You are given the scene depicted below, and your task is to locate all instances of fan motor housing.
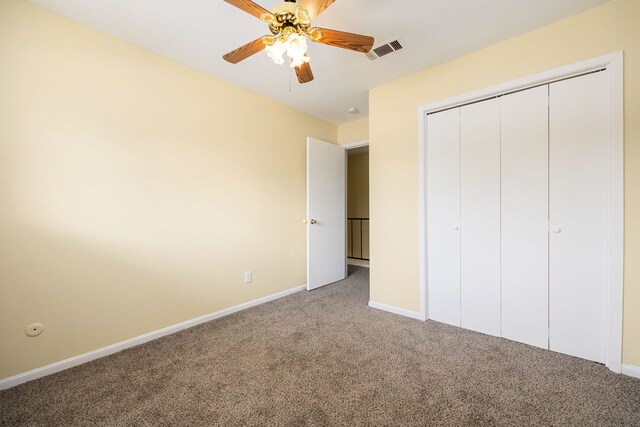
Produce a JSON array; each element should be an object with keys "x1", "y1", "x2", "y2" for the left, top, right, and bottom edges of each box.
[{"x1": 269, "y1": 19, "x2": 310, "y2": 36}]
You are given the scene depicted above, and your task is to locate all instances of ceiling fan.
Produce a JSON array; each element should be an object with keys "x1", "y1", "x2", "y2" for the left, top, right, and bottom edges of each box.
[{"x1": 222, "y1": 0, "x2": 375, "y2": 84}]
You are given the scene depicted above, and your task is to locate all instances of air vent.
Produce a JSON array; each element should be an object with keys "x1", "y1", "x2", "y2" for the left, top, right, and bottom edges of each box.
[
  {"x1": 366, "y1": 37, "x2": 405, "y2": 61},
  {"x1": 373, "y1": 44, "x2": 394, "y2": 58},
  {"x1": 389, "y1": 40, "x2": 403, "y2": 51}
]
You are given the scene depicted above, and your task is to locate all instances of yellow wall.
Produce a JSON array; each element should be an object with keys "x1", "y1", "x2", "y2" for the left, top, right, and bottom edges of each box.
[
  {"x1": 0, "y1": 0, "x2": 336, "y2": 379},
  {"x1": 338, "y1": 118, "x2": 369, "y2": 145},
  {"x1": 369, "y1": 0, "x2": 640, "y2": 366},
  {"x1": 347, "y1": 153, "x2": 369, "y2": 219},
  {"x1": 347, "y1": 153, "x2": 370, "y2": 260}
]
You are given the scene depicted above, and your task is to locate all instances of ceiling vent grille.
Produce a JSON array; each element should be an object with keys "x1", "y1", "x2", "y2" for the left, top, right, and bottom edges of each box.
[
  {"x1": 366, "y1": 38, "x2": 404, "y2": 61},
  {"x1": 373, "y1": 44, "x2": 394, "y2": 57}
]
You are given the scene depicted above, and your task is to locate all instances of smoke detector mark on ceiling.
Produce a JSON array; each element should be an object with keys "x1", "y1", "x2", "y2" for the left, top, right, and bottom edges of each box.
[{"x1": 366, "y1": 38, "x2": 405, "y2": 61}]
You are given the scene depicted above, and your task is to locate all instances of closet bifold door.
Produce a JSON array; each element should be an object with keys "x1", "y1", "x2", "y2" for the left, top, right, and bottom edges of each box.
[
  {"x1": 549, "y1": 71, "x2": 608, "y2": 364},
  {"x1": 427, "y1": 108, "x2": 461, "y2": 327},
  {"x1": 460, "y1": 99, "x2": 501, "y2": 336},
  {"x1": 500, "y1": 86, "x2": 549, "y2": 349}
]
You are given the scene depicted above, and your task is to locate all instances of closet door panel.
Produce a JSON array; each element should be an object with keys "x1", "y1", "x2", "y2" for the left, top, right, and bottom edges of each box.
[
  {"x1": 501, "y1": 86, "x2": 549, "y2": 349},
  {"x1": 460, "y1": 99, "x2": 501, "y2": 337},
  {"x1": 427, "y1": 108, "x2": 461, "y2": 326},
  {"x1": 549, "y1": 71, "x2": 608, "y2": 363}
]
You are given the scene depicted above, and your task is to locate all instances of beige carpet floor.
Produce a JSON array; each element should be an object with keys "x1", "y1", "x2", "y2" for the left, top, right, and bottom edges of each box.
[{"x1": 1, "y1": 266, "x2": 639, "y2": 426}]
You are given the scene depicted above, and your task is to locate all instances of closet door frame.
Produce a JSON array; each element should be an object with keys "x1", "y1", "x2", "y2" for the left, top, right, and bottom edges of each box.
[{"x1": 418, "y1": 51, "x2": 623, "y2": 373}]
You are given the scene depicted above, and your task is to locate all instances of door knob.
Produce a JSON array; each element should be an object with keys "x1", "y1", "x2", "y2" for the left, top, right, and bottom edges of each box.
[
  {"x1": 453, "y1": 225, "x2": 460, "y2": 231},
  {"x1": 551, "y1": 226, "x2": 562, "y2": 233},
  {"x1": 303, "y1": 219, "x2": 317, "y2": 225}
]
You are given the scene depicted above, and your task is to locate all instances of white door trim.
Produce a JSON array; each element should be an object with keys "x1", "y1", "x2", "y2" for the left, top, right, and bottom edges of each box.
[
  {"x1": 417, "y1": 51, "x2": 624, "y2": 373},
  {"x1": 342, "y1": 139, "x2": 369, "y2": 149}
]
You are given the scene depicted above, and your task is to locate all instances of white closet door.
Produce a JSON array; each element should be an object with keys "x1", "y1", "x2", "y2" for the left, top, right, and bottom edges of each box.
[
  {"x1": 427, "y1": 108, "x2": 461, "y2": 326},
  {"x1": 501, "y1": 86, "x2": 549, "y2": 349},
  {"x1": 549, "y1": 71, "x2": 608, "y2": 363},
  {"x1": 460, "y1": 99, "x2": 501, "y2": 336}
]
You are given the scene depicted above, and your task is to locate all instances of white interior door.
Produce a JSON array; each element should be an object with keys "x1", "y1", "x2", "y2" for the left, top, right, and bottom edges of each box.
[
  {"x1": 549, "y1": 72, "x2": 609, "y2": 363},
  {"x1": 427, "y1": 108, "x2": 461, "y2": 327},
  {"x1": 460, "y1": 98, "x2": 501, "y2": 337},
  {"x1": 307, "y1": 137, "x2": 346, "y2": 290},
  {"x1": 500, "y1": 85, "x2": 549, "y2": 349}
]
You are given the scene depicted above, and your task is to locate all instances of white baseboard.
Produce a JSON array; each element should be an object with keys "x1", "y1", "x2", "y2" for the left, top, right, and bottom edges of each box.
[
  {"x1": 368, "y1": 300, "x2": 424, "y2": 320},
  {"x1": 0, "y1": 284, "x2": 306, "y2": 390},
  {"x1": 621, "y1": 364, "x2": 640, "y2": 379}
]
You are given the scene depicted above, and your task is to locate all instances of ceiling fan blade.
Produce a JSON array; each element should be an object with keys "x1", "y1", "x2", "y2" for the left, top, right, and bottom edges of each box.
[
  {"x1": 223, "y1": 37, "x2": 267, "y2": 64},
  {"x1": 223, "y1": 0, "x2": 272, "y2": 20},
  {"x1": 295, "y1": 62, "x2": 314, "y2": 84},
  {"x1": 312, "y1": 28, "x2": 374, "y2": 53},
  {"x1": 298, "y1": 0, "x2": 335, "y2": 20}
]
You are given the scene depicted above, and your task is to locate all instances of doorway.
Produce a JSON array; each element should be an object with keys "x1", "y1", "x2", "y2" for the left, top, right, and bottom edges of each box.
[
  {"x1": 345, "y1": 141, "x2": 369, "y2": 268},
  {"x1": 305, "y1": 138, "x2": 368, "y2": 290}
]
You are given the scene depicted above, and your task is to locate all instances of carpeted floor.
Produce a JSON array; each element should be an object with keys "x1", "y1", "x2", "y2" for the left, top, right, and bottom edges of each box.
[{"x1": 1, "y1": 266, "x2": 639, "y2": 426}]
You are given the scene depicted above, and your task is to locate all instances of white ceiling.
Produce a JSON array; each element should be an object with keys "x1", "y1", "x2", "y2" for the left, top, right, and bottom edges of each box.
[{"x1": 28, "y1": 0, "x2": 609, "y2": 124}]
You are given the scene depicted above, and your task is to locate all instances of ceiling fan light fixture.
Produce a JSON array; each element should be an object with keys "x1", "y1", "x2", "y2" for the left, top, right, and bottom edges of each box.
[
  {"x1": 285, "y1": 33, "x2": 308, "y2": 64},
  {"x1": 265, "y1": 32, "x2": 310, "y2": 67},
  {"x1": 265, "y1": 38, "x2": 287, "y2": 65}
]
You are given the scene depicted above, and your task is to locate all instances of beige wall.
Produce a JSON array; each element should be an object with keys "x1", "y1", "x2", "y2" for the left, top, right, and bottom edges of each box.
[
  {"x1": 0, "y1": 0, "x2": 336, "y2": 379},
  {"x1": 338, "y1": 118, "x2": 369, "y2": 145},
  {"x1": 370, "y1": 0, "x2": 640, "y2": 366},
  {"x1": 347, "y1": 153, "x2": 369, "y2": 219},
  {"x1": 347, "y1": 153, "x2": 369, "y2": 260}
]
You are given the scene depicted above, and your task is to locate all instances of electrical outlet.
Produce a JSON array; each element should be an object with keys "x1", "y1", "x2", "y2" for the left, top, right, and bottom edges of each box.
[{"x1": 244, "y1": 271, "x2": 252, "y2": 284}]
